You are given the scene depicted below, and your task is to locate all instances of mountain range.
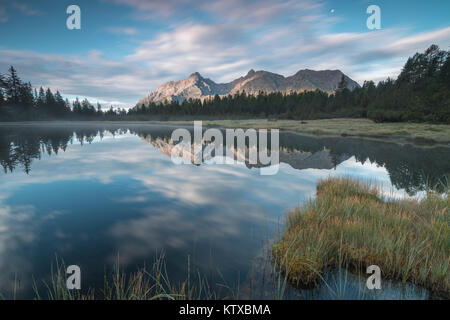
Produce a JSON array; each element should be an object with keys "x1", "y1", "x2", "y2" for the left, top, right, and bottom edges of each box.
[{"x1": 137, "y1": 69, "x2": 360, "y2": 105}]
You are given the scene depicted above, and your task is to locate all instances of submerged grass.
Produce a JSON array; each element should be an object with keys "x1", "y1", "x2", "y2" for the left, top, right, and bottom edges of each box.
[{"x1": 272, "y1": 177, "x2": 450, "y2": 298}]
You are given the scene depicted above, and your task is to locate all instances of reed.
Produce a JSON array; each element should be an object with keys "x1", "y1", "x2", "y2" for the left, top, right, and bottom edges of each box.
[{"x1": 30, "y1": 252, "x2": 230, "y2": 300}]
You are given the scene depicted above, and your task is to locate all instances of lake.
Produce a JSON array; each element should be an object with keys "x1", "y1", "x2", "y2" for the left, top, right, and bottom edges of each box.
[{"x1": 0, "y1": 123, "x2": 448, "y2": 299}]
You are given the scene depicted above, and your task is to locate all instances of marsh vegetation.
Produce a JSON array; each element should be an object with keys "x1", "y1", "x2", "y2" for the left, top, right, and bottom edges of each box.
[{"x1": 273, "y1": 178, "x2": 449, "y2": 298}]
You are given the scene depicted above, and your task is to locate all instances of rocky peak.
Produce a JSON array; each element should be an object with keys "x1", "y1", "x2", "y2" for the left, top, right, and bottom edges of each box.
[
  {"x1": 137, "y1": 68, "x2": 360, "y2": 105},
  {"x1": 189, "y1": 72, "x2": 202, "y2": 80}
]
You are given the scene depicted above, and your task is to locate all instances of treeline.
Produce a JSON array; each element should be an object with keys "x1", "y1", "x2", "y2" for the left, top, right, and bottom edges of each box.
[
  {"x1": 0, "y1": 66, "x2": 126, "y2": 121},
  {"x1": 129, "y1": 45, "x2": 450, "y2": 123}
]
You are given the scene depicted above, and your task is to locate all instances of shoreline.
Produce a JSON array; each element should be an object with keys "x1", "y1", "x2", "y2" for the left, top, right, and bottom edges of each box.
[{"x1": 1, "y1": 118, "x2": 449, "y2": 146}]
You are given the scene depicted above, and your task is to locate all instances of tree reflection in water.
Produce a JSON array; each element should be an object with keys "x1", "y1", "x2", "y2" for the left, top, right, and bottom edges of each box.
[{"x1": 0, "y1": 124, "x2": 448, "y2": 195}]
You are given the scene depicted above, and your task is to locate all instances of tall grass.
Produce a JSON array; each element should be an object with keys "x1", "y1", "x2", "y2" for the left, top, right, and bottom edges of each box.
[
  {"x1": 5, "y1": 243, "x2": 317, "y2": 300},
  {"x1": 29, "y1": 252, "x2": 236, "y2": 300},
  {"x1": 272, "y1": 177, "x2": 449, "y2": 298}
]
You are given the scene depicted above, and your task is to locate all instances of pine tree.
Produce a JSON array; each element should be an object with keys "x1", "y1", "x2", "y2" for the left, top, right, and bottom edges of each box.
[
  {"x1": 54, "y1": 90, "x2": 68, "y2": 115},
  {"x1": 0, "y1": 73, "x2": 5, "y2": 109},
  {"x1": 107, "y1": 106, "x2": 114, "y2": 116},
  {"x1": 398, "y1": 56, "x2": 416, "y2": 83},
  {"x1": 45, "y1": 88, "x2": 56, "y2": 114},
  {"x1": 18, "y1": 82, "x2": 34, "y2": 108},
  {"x1": 6, "y1": 66, "x2": 21, "y2": 105},
  {"x1": 37, "y1": 87, "x2": 46, "y2": 110},
  {"x1": 0, "y1": 73, "x2": 6, "y2": 90},
  {"x1": 73, "y1": 97, "x2": 82, "y2": 114},
  {"x1": 81, "y1": 98, "x2": 95, "y2": 115},
  {"x1": 34, "y1": 88, "x2": 38, "y2": 103},
  {"x1": 423, "y1": 44, "x2": 446, "y2": 77},
  {"x1": 65, "y1": 98, "x2": 71, "y2": 112},
  {"x1": 439, "y1": 51, "x2": 450, "y2": 85},
  {"x1": 96, "y1": 102, "x2": 103, "y2": 115}
]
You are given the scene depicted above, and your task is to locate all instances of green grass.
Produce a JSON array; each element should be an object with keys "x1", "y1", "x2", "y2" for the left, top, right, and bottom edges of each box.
[{"x1": 272, "y1": 177, "x2": 450, "y2": 298}]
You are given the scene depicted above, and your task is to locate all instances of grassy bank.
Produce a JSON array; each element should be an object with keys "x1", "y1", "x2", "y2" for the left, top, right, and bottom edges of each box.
[
  {"x1": 194, "y1": 118, "x2": 450, "y2": 145},
  {"x1": 272, "y1": 177, "x2": 450, "y2": 298}
]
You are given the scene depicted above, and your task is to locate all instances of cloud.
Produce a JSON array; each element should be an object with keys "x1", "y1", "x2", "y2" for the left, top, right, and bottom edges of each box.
[
  {"x1": 291, "y1": 27, "x2": 450, "y2": 83},
  {"x1": 103, "y1": 0, "x2": 190, "y2": 18},
  {"x1": 1, "y1": 0, "x2": 449, "y2": 105},
  {"x1": 350, "y1": 27, "x2": 450, "y2": 64},
  {"x1": 105, "y1": 0, "x2": 322, "y2": 24},
  {"x1": 0, "y1": 0, "x2": 42, "y2": 23},
  {"x1": 11, "y1": 2, "x2": 42, "y2": 16},
  {"x1": 0, "y1": 5, "x2": 7, "y2": 23},
  {"x1": 0, "y1": 48, "x2": 157, "y2": 106},
  {"x1": 104, "y1": 26, "x2": 139, "y2": 35},
  {"x1": 126, "y1": 23, "x2": 254, "y2": 82}
]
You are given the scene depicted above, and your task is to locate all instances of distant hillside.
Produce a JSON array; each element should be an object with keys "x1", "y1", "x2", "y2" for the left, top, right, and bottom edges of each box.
[{"x1": 137, "y1": 69, "x2": 360, "y2": 105}]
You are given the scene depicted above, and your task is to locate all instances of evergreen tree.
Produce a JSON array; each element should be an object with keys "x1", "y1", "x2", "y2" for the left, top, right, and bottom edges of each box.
[
  {"x1": 37, "y1": 87, "x2": 46, "y2": 110},
  {"x1": 0, "y1": 73, "x2": 5, "y2": 109},
  {"x1": 106, "y1": 106, "x2": 115, "y2": 116},
  {"x1": 81, "y1": 98, "x2": 95, "y2": 115},
  {"x1": 54, "y1": 90, "x2": 69, "y2": 115},
  {"x1": 73, "y1": 97, "x2": 82, "y2": 114},
  {"x1": 45, "y1": 88, "x2": 56, "y2": 114},
  {"x1": 439, "y1": 52, "x2": 450, "y2": 85},
  {"x1": 0, "y1": 73, "x2": 6, "y2": 90},
  {"x1": 6, "y1": 66, "x2": 21, "y2": 105},
  {"x1": 18, "y1": 82, "x2": 34, "y2": 109},
  {"x1": 96, "y1": 102, "x2": 102, "y2": 115},
  {"x1": 65, "y1": 98, "x2": 71, "y2": 111}
]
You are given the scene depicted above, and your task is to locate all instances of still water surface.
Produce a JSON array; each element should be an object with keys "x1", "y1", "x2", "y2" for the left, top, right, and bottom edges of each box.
[{"x1": 0, "y1": 124, "x2": 448, "y2": 299}]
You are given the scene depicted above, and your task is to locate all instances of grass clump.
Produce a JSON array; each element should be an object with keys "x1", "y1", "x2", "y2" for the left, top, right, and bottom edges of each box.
[{"x1": 273, "y1": 177, "x2": 449, "y2": 297}]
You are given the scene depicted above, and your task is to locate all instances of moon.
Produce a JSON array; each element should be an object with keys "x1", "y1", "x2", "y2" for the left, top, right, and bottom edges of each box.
[{"x1": 330, "y1": 9, "x2": 335, "y2": 13}]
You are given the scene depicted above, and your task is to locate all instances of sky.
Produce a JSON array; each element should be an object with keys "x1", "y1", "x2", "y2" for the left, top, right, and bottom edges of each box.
[{"x1": 0, "y1": 0, "x2": 449, "y2": 108}]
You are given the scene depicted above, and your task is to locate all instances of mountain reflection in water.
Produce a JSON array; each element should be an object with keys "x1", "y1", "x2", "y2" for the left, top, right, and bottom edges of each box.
[{"x1": 1, "y1": 124, "x2": 448, "y2": 194}]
